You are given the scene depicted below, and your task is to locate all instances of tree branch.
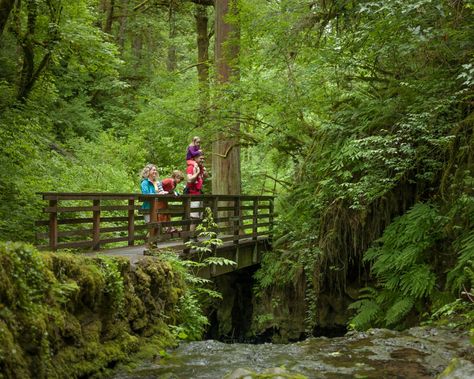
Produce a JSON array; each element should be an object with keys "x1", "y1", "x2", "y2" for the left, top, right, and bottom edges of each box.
[
  {"x1": 177, "y1": 60, "x2": 210, "y2": 74},
  {"x1": 263, "y1": 173, "x2": 291, "y2": 189},
  {"x1": 190, "y1": 0, "x2": 214, "y2": 6}
]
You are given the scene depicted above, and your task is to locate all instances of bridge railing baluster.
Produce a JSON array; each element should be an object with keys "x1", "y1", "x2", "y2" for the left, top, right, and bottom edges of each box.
[
  {"x1": 269, "y1": 198, "x2": 274, "y2": 243},
  {"x1": 253, "y1": 198, "x2": 258, "y2": 241},
  {"x1": 148, "y1": 198, "x2": 158, "y2": 248},
  {"x1": 49, "y1": 198, "x2": 58, "y2": 251},
  {"x1": 183, "y1": 196, "x2": 191, "y2": 254},
  {"x1": 128, "y1": 198, "x2": 135, "y2": 246},
  {"x1": 233, "y1": 196, "x2": 241, "y2": 245},
  {"x1": 92, "y1": 199, "x2": 101, "y2": 251}
]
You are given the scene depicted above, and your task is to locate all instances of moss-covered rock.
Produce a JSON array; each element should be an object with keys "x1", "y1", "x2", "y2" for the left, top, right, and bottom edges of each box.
[{"x1": 0, "y1": 242, "x2": 186, "y2": 379}]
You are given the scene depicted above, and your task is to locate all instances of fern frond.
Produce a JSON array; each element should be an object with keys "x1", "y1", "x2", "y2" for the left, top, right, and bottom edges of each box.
[
  {"x1": 385, "y1": 296, "x2": 414, "y2": 327},
  {"x1": 447, "y1": 229, "x2": 474, "y2": 291},
  {"x1": 400, "y1": 264, "x2": 436, "y2": 298},
  {"x1": 185, "y1": 276, "x2": 212, "y2": 285},
  {"x1": 203, "y1": 257, "x2": 237, "y2": 267},
  {"x1": 351, "y1": 287, "x2": 378, "y2": 300},
  {"x1": 348, "y1": 299, "x2": 381, "y2": 330},
  {"x1": 392, "y1": 244, "x2": 429, "y2": 271},
  {"x1": 383, "y1": 275, "x2": 401, "y2": 292},
  {"x1": 364, "y1": 246, "x2": 383, "y2": 263},
  {"x1": 194, "y1": 287, "x2": 223, "y2": 299},
  {"x1": 180, "y1": 260, "x2": 205, "y2": 268},
  {"x1": 375, "y1": 289, "x2": 396, "y2": 306}
]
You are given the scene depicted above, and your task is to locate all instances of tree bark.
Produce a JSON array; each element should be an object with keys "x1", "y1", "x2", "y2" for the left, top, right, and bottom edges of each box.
[
  {"x1": 212, "y1": 0, "x2": 241, "y2": 196},
  {"x1": 17, "y1": 0, "x2": 37, "y2": 101},
  {"x1": 167, "y1": 1, "x2": 177, "y2": 71},
  {"x1": 104, "y1": 0, "x2": 115, "y2": 34},
  {"x1": 117, "y1": 0, "x2": 128, "y2": 53},
  {"x1": 17, "y1": 0, "x2": 60, "y2": 102},
  {"x1": 132, "y1": 35, "x2": 142, "y2": 60},
  {"x1": 0, "y1": 0, "x2": 15, "y2": 39},
  {"x1": 195, "y1": 3, "x2": 209, "y2": 126}
]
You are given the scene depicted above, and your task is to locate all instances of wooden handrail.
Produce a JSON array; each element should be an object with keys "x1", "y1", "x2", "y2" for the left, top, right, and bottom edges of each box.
[
  {"x1": 38, "y1": 192, "x2": 275, "y2": 200},
  {"x1": 35, "y1": 193, "x2": 275, "y2": 251}
]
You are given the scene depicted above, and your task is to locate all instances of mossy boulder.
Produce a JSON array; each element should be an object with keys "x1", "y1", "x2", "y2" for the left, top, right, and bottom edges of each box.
[{"x1": 0, "y1": 242, "x2": 186, "y2": 378}]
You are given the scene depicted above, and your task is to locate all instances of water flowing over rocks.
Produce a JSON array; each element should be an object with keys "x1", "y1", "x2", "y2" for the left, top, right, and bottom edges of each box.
[{"x1": 115, "y1": 326, "x2": 474, "y2": 378}]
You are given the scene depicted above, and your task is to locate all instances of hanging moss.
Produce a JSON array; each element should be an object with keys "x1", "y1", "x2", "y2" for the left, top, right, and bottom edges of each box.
[{"x1": 0, "y1": 242, "x2": 186, "y2": 379}]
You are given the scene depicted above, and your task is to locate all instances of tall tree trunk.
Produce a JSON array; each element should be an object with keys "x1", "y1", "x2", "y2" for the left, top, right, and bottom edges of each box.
[
  {"x1": 17, "y1": 0, "x2": 38, "y2": 101},
  {"x1": 0, "y1": 0, "x2": 16, "y2": 39},
  {"x1": 96, "y1": 0, "x2": 107, "y2": 29},
  {"x1": 132, "y1": 35, "x2": 142, "y2": 61},
  {"x1": 16, "y1": 0, "x2": 60, "y2": 102},
  {"x1": 117, "y1": 0, "x2": 128, "y2": 53},
  {"x1": 212, "y1": 0, "x2": 241, "y2": 195},
  {"x1": 167, "y1": 1, "x2": 177, "y2": 72},
  {"x1": 104, "y1": 0, "x2": 115, "y2": 34},
  {"x1": 195, "y1": 3, "x2": 209, "y2": 126}
]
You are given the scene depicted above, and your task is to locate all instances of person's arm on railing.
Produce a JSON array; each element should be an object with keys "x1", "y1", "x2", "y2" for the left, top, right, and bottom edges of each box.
[
  {"x1": 156, "y1": 180, "x2": 167, "y2": 195},
  {"x1": 187, "y1": 163, "x2": 200, "y2": 183}
]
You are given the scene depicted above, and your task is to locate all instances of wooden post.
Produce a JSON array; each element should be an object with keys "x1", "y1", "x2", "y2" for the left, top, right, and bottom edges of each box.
[
  {"x1": 49, "y1": 199, "x2": 58, "y2": 251},
  {"x1": 233, "y1": 196, "x2": 240, "y2": 245},
  {"x1": 128, "y1": 198, "x2": 135, "y2": 246},
  {"x1": 92, "y1": 199, "x2": 101, "y2": 251},
  {"x1": 253, "y1": 198, "x2": 258, "y2": 241},
  {"x1": 148, "y1": 197, "x2": 158, "y2": 247},
  {"x1": 183, "y1": 197, "x2": 191, "y2": 254},
  {"x1": 212, "y1": 195, "x2": 219, "y2": 235},
  {"x1": 156, "y1": 217, "x2": 162, "y2": 243},
  {"x1": 269, "y1": 198, "x2": 274, "y2": 243}
]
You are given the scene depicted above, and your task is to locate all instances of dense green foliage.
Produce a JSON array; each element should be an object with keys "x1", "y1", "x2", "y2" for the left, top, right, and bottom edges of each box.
[
  {"x1": 1, "y1": 0, "x2": 473, "y2": 343},
  {"x1": 240, "y1": 0, "x2": 474, "y2": 332}
]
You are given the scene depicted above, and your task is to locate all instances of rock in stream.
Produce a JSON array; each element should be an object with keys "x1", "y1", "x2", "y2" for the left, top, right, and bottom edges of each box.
[{"x1": 114, "y1": 327, "x2": 474, "y2": 378}]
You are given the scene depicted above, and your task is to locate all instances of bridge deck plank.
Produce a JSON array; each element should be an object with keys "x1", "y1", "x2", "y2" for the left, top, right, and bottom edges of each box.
[{"x1": 93, "y1": 235, "x2": 269, "y2": 268}]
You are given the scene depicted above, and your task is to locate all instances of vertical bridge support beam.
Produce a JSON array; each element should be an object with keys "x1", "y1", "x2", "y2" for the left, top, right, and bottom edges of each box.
[
  {"x1": 128, "y1": 198, "x2": 135, "y2": 246},
  {"x1": 92, "y1": 199, "x2": 101, "y2": 251},
  {"x1": 148, "y1": 198, "x2": 158, "y2": 249},
  {"x1": 183, "y1": 197, "x2": 191, "y2": 254},
  {"x1": 233, "y1": 196, "x2": 240, "y2": 245},
  {"x1": 49, "y1": 199, "x2": 58, "y2": 251}
]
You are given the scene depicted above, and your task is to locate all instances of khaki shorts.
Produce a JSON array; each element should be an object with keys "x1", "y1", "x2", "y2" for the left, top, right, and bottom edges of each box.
[{"x1": 190, "y1": 201, "x2": 202, "y2": 219}]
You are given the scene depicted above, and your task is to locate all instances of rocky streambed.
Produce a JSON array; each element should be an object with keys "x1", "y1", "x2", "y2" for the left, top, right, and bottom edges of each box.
[{"x1": 115, "y1": 327, "x2": 474, "y2": 378}]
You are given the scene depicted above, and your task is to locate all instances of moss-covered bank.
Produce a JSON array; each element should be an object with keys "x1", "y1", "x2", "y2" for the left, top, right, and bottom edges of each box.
[{"x1": 0, "y1": 242, "x2": 186, "y2": 379}]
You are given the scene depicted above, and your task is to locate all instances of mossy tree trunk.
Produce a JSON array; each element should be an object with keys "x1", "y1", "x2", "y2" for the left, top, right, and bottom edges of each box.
[
  {"x1": 212, "y1": 0, "x2": 241, "y2": 196},
  {"x1": 167, "y1": 0, "x2": 177, "y2": 72},
  {"x1": 0, "y1": 0, "x2": 15, "y2": 39},
  {"x1": 195, "y1": 3, "x2": 210, "y2": 126}
]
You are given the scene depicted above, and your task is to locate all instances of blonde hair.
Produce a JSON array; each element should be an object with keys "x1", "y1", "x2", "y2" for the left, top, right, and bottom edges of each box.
[
  {"x1": 140, "y1": 164, "x2": 156, "y2": 180},
  {"x1": 171, "y1": 170, "x2": 185, "y2": 181},
  {"x1": 192, "y1": 136, "x2": 200, "y2": 145}
]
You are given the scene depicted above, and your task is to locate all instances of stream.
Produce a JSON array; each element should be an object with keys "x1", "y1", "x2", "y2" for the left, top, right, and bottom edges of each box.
[{"x1": 115, "y1": 327, "x2": 474, "y2": 378}]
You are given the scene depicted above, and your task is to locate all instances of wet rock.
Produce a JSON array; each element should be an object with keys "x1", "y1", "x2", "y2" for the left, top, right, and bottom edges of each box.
[
  {"x1": 438, "y1": 358, "x2": 474, "y2": 379},
  {"x1": 116, "y1": 326, "x2": 473, "y2": 378},
  {"x1": 223, "y1": 367, "x2": 253, "y2": 379}
]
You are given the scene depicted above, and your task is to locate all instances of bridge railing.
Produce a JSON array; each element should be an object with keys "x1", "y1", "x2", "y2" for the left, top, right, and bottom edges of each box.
[{"x1": 35, "y1": 193, "x2": 274, "y2": 251}]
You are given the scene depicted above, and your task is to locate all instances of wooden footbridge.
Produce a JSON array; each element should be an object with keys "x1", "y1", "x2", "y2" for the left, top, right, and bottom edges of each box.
[{"x1": 36, "y1": 193, "x2": 274, "y2": 277}]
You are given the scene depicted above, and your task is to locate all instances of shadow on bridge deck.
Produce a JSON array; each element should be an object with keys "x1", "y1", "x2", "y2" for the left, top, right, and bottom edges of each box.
[{"x1": 94, "y1": 236, "x2": 271, "y2": 278}]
